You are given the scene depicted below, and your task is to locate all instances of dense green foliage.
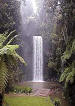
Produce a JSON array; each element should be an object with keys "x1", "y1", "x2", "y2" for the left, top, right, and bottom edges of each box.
[
  {"x1": 60, "y1": 39, "x2": 75, "y2": 88},
  {"x1": 47, "y1": 0, "x2": 75, "y2": 104},
  {"x1": 0, "y1": 1, "x2": 26, "y2": 105},
  {"x1": 0, "y1": 0, "x2": 20, "y2": 33},
  {"x1": 59, "y1": 62, "x2": 75, "y2": 87},
  {"x1": 0, "y1": 31, "x2": 26, "y2": 94},
  {"x1": 13, "y1": 85, "x2": 32, "y2": 94},
  {"x1": 61, "y1": 39, "x2": 75, "y2": 61},
  {"x1": 55, "y1": 0, "x2": 75, "y2": 104}
]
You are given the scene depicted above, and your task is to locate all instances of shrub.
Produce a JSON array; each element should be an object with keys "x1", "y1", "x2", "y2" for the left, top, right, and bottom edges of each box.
[
  {"x1": 13, "y1": 86, "x2": 32, "y2": 94},
  {"x1": 53, "y1": 98, "x2": 61, "y2": 106},
  {"x1": 24, "y1": 87, "x2": 32, "y2": 94}
]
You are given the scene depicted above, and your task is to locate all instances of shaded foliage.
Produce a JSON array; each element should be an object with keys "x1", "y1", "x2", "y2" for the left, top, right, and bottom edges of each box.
[
  {"x1": 0, "y1": 0, "x2": 20, "y2": 33},
  {"x1": 47, "y1": 0, "x2": 75, "y2": 104}
]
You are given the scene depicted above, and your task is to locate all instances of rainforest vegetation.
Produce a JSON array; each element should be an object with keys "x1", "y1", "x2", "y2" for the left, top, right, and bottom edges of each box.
[{"x1": 0, "y1": 0, "x2": 75, "y2": 106}]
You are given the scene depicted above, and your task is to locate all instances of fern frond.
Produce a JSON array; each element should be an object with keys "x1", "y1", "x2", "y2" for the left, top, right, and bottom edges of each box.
[
  {"x1": 7, "y1": 35, "x2": 19, "y2": 45},
  {"x1": 0, "y1": 34, "x2": 6, "y2": 48},
  {"x1": 59, "y1": 67, "x2": 71, "y2": 82},
  {"x1": 12, "y1": 53, "x2": 27, "y2": 65},
  {"x1": 60, "y1": 62, "x2": 75, "y2": 88},
  {"x1": 0, "y1": 45, "x2": 26, "y2": 65},
  {"x1": 3, "y1": 30, "x2": 16, "y2": 46},
  {"x1": 5, "y1": 30, "x2": 16, "y2": 39},
  {"x1": 0, "y1": 59, "x2": 8, "y2": 93},
  {"x1": 0, "y1": 45, "x2": 19, "y2": 55},
  {"x1": 61, "y1": 49, "x2": 71, "y2": 61},
  {"x1": 65, "y1": 68, "x2": 75, "y2": 88}
]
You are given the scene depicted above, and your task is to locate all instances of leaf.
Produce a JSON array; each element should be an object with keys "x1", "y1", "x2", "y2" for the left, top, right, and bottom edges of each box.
[
  {"x1": 12, "y1": 53, "x2": 27, "y2": 65},
  {"x1": 0, "y1": 45, "x2": 19, "y2": 55},
  {"x1": 7, "y1": 35, "x2": 19, "y2": 45}
]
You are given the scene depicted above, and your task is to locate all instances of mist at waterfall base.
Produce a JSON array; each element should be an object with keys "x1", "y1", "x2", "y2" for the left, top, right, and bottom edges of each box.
[{"x1": 17, "y1": 0, "x2": 56, "y2": 82}]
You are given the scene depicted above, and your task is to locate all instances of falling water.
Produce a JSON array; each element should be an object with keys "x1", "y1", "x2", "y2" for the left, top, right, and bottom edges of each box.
[{"x1": 33, "y1": 36, "x2": 43, "y2": 82}]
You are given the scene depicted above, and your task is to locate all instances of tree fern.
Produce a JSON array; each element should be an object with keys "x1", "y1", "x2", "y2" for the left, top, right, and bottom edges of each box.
[
  {"x1": 0, "y1": 31, "x2": 26, "y2": 94},
  {"x1": 0, "y1": 45, "x2": 26, "y2": 65},
  {"x1": 60, "y1": 62, "x2": 75, "y2": 88}
]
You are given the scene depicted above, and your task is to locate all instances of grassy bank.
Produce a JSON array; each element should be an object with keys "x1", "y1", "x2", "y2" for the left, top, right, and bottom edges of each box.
[{"x1": 3, "y1": 95, "x2": 53, "y2": 106}]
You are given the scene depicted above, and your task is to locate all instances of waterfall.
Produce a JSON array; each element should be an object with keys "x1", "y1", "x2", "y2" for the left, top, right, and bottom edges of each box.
[
  {"x1": 33, "y1": 36, "x2": 43, "y2": 82},
  {"x1": 17, "y1": 0, "x2": 44, "y2": 81}
]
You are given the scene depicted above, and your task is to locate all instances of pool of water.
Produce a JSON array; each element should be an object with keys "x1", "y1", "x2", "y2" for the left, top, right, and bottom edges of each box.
[{"x1": 20, "y1": 81, "x2": 61, "y2": 89}]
